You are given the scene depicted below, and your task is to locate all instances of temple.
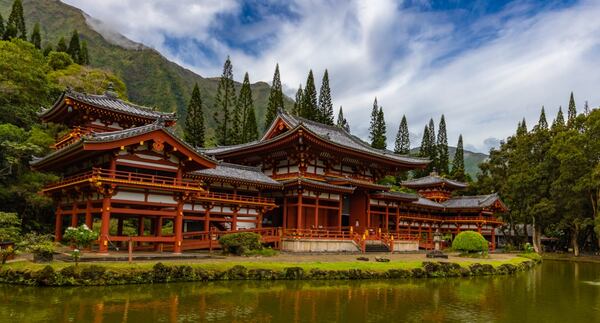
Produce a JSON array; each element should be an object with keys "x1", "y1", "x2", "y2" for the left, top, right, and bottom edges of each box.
[{"x1": 33, "y1": 86, "x2": 506, "y2": 253}]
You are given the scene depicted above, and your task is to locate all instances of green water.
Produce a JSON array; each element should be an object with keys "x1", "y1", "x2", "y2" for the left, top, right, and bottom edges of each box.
[{"x1": 1, "y1": 260, "x2": 599, "y2": 322}]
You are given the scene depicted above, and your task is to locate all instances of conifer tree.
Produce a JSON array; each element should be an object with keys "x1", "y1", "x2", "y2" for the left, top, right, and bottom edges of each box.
[
  {"x1": 419, "y1": 125, "x2": 431, "y2": 158},
  {"x1": 517, "y1": 118, "x2": 527, "y2": 136},
  {"x1": 373, "y1": 107, "x2": 387, "y2": 149},
  {"x1": 56, "y1": 37, "x2": 67, "y2": 52},
  {"x1": 79, "y1": 40, "x2": 90, "y2": 65},
  {"x1": 318, "y1": 69, "x2": 334, "y2": 125},
  {"x1": 537, "y1": 106, "x2": 548, "y2": 130},
  {"x1": 30, "y1": 23, "x2": 41, "y2": 49},
  {"x1": 67, "y1": 30, "x2": 81, "y2": 62},
  {"x1": 551, "y1": 106, "x2": 565, "y2": 132},
  {"x1": 0, "y1": 14, "x2": 4, "y2": 38},
  {"x1": 292, "y1": 85, "x2": 302, "y2": 116},
  {"x1": 184, "y1": 83, "x2": 205, "y2": 147},
  {"x1": 437, "y1": 115, "x2": 449, "y2": 175},
  {"x1": 369, "y1": 98, "x2": 379, "y2": 146},
  {"x1": 301, "y1": 70, "x2": 318, "y2": 120},
  {"x1": 42, "y1": 44, "x2": 52, "y2": 56},
  {"x1": 7, "y1": 0, "x2": 26, "y2": 40},
  {"x1": 584, "y1": 100, "x2": 590, "y2": 115},
  {"x1": 394, "y1": 115, "x2": 410, "y2": 154},
  {"x1": 233, "y1": 72, "x2": 255, "y2": 144},
  {"x1": 264, "y1": 64, "x2": 284, "y2": 130},
  {"x1": 213, "y1": 56, "x2": 236, "y2": 145},
  {"x1": 336, "y1": 106, "x2": 350, "y2": 132},
  {"x1": 428, "y1": 118, "x2": 437, "y2": 171},
  {"x1": 245, "y1": 106, "x2": 259, "y2": 142},
  {"x1": 450, "y1": 134, "x2": 466, "y2": 181},
  {"x1": 567, "y1": 92, "x2": 576, "y2": 126}
]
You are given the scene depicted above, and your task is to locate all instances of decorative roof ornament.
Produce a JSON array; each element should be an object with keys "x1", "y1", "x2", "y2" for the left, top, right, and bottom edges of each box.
[{"x1": 104, "y1": 82, "x2": 118, "y2": 98}]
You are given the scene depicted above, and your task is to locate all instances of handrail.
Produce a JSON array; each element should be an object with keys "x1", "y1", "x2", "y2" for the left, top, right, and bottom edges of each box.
[
  {"x1": 194, "y1": 191, "x2": 276, "y2": 205},
  {"x1": 283, "y1": 228, "x2": 352, "y2": 240}
]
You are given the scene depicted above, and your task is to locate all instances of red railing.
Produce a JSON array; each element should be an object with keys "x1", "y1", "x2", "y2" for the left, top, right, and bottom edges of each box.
[
  {"x1": 283, "y1": 228, "x2": 353, "y2": 240},
  {"x1": 194, "y1": 191, "x2": 276, "y2": 205}
]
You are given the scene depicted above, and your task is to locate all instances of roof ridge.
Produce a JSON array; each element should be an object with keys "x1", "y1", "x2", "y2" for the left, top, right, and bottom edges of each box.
[{"x1": 218, "y1": 162, "x2": 262, "y2": 172}]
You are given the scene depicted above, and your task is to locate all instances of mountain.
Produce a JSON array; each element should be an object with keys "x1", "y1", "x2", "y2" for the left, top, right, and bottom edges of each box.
[
  {"x1": 0, "y1": 0, "x2": 293, "y2": 138},
  {"x1": 409, "y1": 147, "x2": 488, "y2": 179}
]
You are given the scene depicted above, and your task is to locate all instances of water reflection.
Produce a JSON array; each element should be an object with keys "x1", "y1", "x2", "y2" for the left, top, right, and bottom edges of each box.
[{"x1": 1, "y1": 261, "x2": 599, "y2": 322}]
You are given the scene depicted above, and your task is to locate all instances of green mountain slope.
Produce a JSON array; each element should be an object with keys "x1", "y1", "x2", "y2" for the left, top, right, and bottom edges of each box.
[
  {"x1": 410, "y1": 147, "x2": 488, "y2": 179},
  {"x1": 0, "y1": 0, "x2": 293, "y2": 137}
]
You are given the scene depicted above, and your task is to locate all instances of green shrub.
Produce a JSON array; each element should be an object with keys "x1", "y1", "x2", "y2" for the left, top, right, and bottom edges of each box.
[
  {"x1": 218, "y1": 232, "x2": 262, "y2": 256},
  {"x1": 47, "y1": 51, "x2": 73, "y2": 70},
  {"x1": 0, "y1": 212, "x2": 21, "y2": 243},
  {"x1": 19, "y1": 233, "x2": 56, "y2": 262},
  {"x1": 452, "y1": 231, "x2": 488, "y2": 253},
  {"x1": 522, "y1": 242, "x2": 534, "y2": 253}
]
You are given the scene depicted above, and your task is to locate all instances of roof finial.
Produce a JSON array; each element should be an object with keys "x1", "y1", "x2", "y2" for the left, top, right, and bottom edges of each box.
[
  {"x1": 105, "y1": 82, "x2": 118, "y2": 98},
  {"x1": 430, "y1": 168, "x2": 438, "y2": 176}
]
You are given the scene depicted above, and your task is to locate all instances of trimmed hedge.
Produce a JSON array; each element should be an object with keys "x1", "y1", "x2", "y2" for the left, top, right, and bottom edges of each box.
[
  {"x1": 219, "y1": 232, "x2": 263, "y2": 255},
  {"x1": 452, "y1": 231, "x2": 488, "y2": 253},
  {"x1": 0, "y1": 259, "x2": 540, "y2": 286}
]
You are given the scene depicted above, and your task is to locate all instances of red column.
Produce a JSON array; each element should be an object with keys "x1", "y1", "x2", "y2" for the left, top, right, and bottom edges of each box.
[
  {"x1": 54, "y1": 206, "x2": 63, "y2": 242},
  {"x1": 385, "y1": 204, "x2": 389, "y2": 232},
  {"x1": 257, "y1": 208, "x2": 263, "y2": 229},
  {"x1": 203, "y1": 205, "x2": 211, "y2": 231},
  {"x1": 283, "y1": 197, "x2": 288, "y2": 229},
  {"x1": 99, "y1": 195, "x2": 111, "y2": 253},
  {"x1": 71, "y1": 202, "x2": 78, "y2": 227},
  {"x1": 366, "y1": 194, "x2": 371, "y2": 229},
  {"x1": 491, "y1": 226, "x2": 496, "y2": 251},
  {"x1": 154, "y1": 217, "x2": 163, "y2": 252},
  {"x1": 173, "y1": 199, "x2": 184, "y2": 254},
  {"x1": 395, "y1": 207, "x2": 400, "y2": 233},
  {"x1": 232, "y1": 207, "x2": 238, "y2": 231},
  {"x1": 314, "y1": 194, "x2": 319, "y2": 228},
  {"x1": 85, "y1": 199, "x2": 92, "y2": 229},
  {"x1": 338, "y1": 196, "x2": 343, "y2": 231},
  {"x1": 297, "y1": 191, "x2": 303, "y2": 229},
  {"x1": 138, "y1": 216, "x2": 145, "y2": 236}
]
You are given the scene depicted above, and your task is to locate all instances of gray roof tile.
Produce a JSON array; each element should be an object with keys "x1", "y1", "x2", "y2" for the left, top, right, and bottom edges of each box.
[
  {"x1": 402, "y1": 175, "x2": 468, "y2": 189},
  {"x1": 442, "y1": 193, "x2": 503, "y2": 209}
]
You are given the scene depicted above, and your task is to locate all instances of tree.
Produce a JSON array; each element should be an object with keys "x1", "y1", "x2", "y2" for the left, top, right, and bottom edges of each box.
[
  {"x1": 30, "y1": 23, "x2": 41, "y2": 49},
  {"x1": 213, "y1": 56, "x2": 236, "y2": 145},
  {"x1": 318, "y1": 69, "x2": 334, "y2": 125},
  {"x1": 437, "y1": 115, "x2": 449, "y2": 175},
  {"x1": 184, "y1": 83, "x2": 205, "y2": 147},
  {"x1": 47, "y1": 51, "x2": 73, "y2": 70},
  {"x1": 537, "y1": 106, "x2": 548, "y2": 130},
  {"x1": 0, "y1": 14, "x2": 4, "y2": 38},
  {"x1": 245, "y1": 106, "x2": 259, "y2": 142},
  {"x1": 427, "y1": 118, "x2": 437, "y2": 172},
  {"x1": 79, "y1": 40, "x2": 90, "y2": 65},
  {"x1": 292, "y1": 85, "x2": 303, "y2": 116},
  {"x1": 67, "y1": 30, "x2": 81, "y2": 63},
  {"x1": 301, "y1": 70, "x2": 318, "y2": 120},
  {"x1": 374, "y1": 107, "x2": 387, "y2": 149},
  {"x1": 56, "y1": 37, "x2": 67, "y2": 52},
  {"x1": 369, "y1": 98, "x2": 386, "y2": 149},
  {"x1": 551, "y1": 106, "x2": 565, "y2": 132},
  {"x1": 336, "y1": 106, "x2": 350, "y2": 132},
  {"x1": 394, "y1": 115, "x2": 410, "y2": 154},
  {"x1": 232, "y1": 72, "x2": 256, "y2": 144},
  {"x1": 584, "y1": 101, "x2": 590, "y2": 115},
  {"x1": 264, "y1": 64, "x2": 284, "y2": 130},
  {"x1": 42, "y1": 43, "x2": 52, "y2": 56},
  {"x1": 567, "y1": 92, "x2": 576, "y2": 127},
  {"x1": 6, "y1": 0, "x2": 26, "y2": 40},
  {"x1": 451, "y1": 135, "x2": 466, "y2": 181}
]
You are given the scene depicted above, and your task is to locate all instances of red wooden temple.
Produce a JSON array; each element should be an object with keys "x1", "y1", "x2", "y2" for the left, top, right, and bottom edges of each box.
[{"x1": 33, "y1": 86, "x2": 506, "y2": 253}]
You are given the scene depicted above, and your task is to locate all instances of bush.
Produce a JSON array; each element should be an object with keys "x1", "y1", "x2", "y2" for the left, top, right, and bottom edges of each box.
[
  {"x1": 19, "y1": 233, "x2": 56, "y2": 262},
  {"x1": 47, "y1": 51, "x2": 73, "y2": 70},
  {"x1": 452, "y1": 231, "x2": 488, "y2": 253},
  {"x1": 218, "y1": 232, "x2": 262, "y2": 256},
  {"x1": 0, "y1": 212, "x2": 21, "y2": 243},
  {"x1": 63, "y1": 225, "x2": 98, "y2": 266}
]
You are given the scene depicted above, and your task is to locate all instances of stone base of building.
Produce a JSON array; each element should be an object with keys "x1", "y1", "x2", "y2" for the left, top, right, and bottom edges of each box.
[
  {"x1": 281, "y1": 239, "x2": 360, "y2": 253},
  {"x1": 393, "y1": 240, "x2": 419, "y2": 252}
]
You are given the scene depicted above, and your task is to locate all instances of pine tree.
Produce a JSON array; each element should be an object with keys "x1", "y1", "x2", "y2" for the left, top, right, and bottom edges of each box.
[
  {"x1": 537, "y1": 106, "x2": 548, "y2": 130},
  {"x1": 336, "y1": 106, "x2": 350, "y2": 132},
  {"x1": 79, "y1": 40, "x2": 90, "y2": 65},
  {"x1": 318, "y1": 69, "x2": 334, "y2": 125},
  {"x1": 450, "y1": 134, "x2": 466, "y2": 181},
  {"x1": 419, "y1": 125, "x2": 430, "y2": 157},
  {"x1": 373, "y1": 107, "x2": 387, "y2": 149},
  {"x1": 7, "y1": 0, "x2": 26, "y2": 40},
  {"x1": 56, "y1": 37, "x2": 67, "y2": 52},
  {"x1": 369, "y1": 98, "x2": 379, "y2": 146},
  {"x1": 301, "y1": 70, "x2": 318, "y2": 120},
  {"x1": 567, "y1": 92, "x2": 576, "y2": 126},
  {"x1": 245, "y1": 106, "x2": 259, "y2": 142},
  {"x1": 213, "y1": 56, "x2": 236, "y2": 145},
  {"x1": 437, "y1": 115, "x2": 449, "y2": 175},
  {"x1": 394, "y1": 115, "x2": 410, "y2": 154},
  {"x1": 67, "y1": 30, "x2": 81, "y2": 62},
  {"x1": 551, "y1": 106, "x2": 565, "y2": 132},
  {"x1": 233, "y1": 72, "x2": 255, "y2": 144},
  {"x1": 30, "y1": 22, "x2": 41, "y2": 49},
  {"x1": 264, "y1": 64, "x2": 284, "y2": 130},
  {"x1": 292, "y1": 85, "x2": 303, "y2": 116},
  {"x1": 184, "y1": 83, "x2": 205, "y2": 147},
  {"x1": 428, "y1": 118, "x2": 437, "y2": 172},
  {"x1": 584, "y1": 100, "x2": 590, "y2": 115},
  {"x1": 42, "y1": 44, "x2": 52, "y2": 56},
  {"x1": 517, "y1": 118, "x2": 527, "y2": 136},
  {"x1": 0, "y1": 14, "x2": 4, "y2": 38}
]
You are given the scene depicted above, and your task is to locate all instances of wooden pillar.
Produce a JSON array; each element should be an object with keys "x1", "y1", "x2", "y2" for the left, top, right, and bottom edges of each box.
[
  {"x1": 314, "y1": 194, "x2": 319, "y2": 228},
  {"x1": 338, "y1": 196, "x2": 343, "y2": 231},
  {"x1": 54, "y1": 206, "x2": 63, "y2": 242},
  {"x1": 154, "y1": 217, "x2": 163, "y2": 252},
  {"x1": 138, "y1": 216, "x2": 145, "y2": 236},
  {"x1": 85, "y1": 199, "x2": 92, "y2": 229},
  {"x1": 232, "y1": 207, "x2": 239, "y2": 231},
  {"x1": 173, "y1": 199, "x2": 184, "y2": 254},
  {"x1": 407, "y1": 221, "x2": 412, "y2": 235},
  {"x1": 257, "y1": 208, "x2": 263, "y2": 229},
  {"x1": 428, "y1": 224, "x2": 433, "y2": 242},
  {"x1": 491, "y1": 226, "x2": 496, "y2": 251},
  {"x1": 117, "y1": 218, "x2": 124, "y2": 236},
  {"x1": 204, "y1": 206, "x2": 211, "y2": 232},
  {"x1": 71, "y1": 202, "x2": 78, "y2": 227},
  {"x1": 395, "y1": 207, "x2": 400, "y2": 233},
  {"x1": 477, "y1": 223, "x2": 482, "y2": 234},
  {"x1": 385, "y1": 204, "x2": 389, "y2": 232},
  {"x1": 283, "y1": 197, "x2": 288, "y2": 229},
  {"x1": 99, "y1": 195, "x2": 111, "y2": 253},
  {"x1": 366, "y1": 194, "x2": 371, "y2": 229},
  {"x1": 297, "y1": 190, "x2": 303, "y2": 229}
]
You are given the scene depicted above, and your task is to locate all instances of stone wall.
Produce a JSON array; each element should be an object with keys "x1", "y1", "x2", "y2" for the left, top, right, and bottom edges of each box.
[
  {"x1": 393, "y1": 241, "x2": 419, "y2": 252},
  {"x1": 281, "y1": 239, "x2": 360, "y2": 252}
]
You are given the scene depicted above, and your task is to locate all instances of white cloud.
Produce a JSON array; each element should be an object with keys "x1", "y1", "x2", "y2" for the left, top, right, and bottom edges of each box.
[{"x1": 64, "y1": 0, "x2": 600, "y2": 153}]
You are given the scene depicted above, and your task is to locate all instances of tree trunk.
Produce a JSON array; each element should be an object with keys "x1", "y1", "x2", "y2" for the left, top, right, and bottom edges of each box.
[
  {"x1": 572, "y1": 224, "x2": 580, "y2": 257},
  {"x1": 532, "y1": 216, "x2": 542, "y2": 253}
]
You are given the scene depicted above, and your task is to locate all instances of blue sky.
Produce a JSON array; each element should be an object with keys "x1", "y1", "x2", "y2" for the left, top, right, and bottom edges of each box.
[{"x1": 65, "y1": 0, "x2": 600, "y2": 153}]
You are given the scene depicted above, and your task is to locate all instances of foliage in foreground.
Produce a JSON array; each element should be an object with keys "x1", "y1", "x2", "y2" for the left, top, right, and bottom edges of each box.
[{"x1": 218, "y1": 232, "x2": 263, "y2": 256}]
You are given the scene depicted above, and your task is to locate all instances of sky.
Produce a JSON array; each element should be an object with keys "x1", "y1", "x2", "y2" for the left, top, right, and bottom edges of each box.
[{"x1": 63, "y1": 0, "x2": 600, "y2": 153}]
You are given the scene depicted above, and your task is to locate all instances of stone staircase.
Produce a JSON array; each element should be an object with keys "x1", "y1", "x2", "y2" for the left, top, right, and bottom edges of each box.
[{"x1": 364, "y1": 242, "x2": 390, "y2": 253}]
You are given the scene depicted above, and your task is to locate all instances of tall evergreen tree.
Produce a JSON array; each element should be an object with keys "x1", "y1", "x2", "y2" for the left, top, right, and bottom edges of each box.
[
  {"x1": 184, "y1": 83, "x2": 205, "y2": 147},
  {"x1": 292, "y1": 85, "x2": 303, "y2": 116},
  {"x1": 213, "y1": 56, "x2": 236, "y2": 145},
  {"x1": 264, "y1": 64, "x2": 284, "y2": 130},
  {"x1": 30, "y1": 23, "x2": 41, "y2": 49},
  {"x1": 373, "y1": 107, "x2": 387, "y2": 149},
  {"x1": 567, "y1": 92, "x2": 576, "y2": 126},
  {"x1": 537, "y1": 106, "x2": 548, "y2": 130},
  {"x1": 517, "y1": 118, "x2": 527, "y2": 136},
  {"x1": 233, "y1": 72, "x2": 255, "y2": 144},
  {"x1": 7, "y1": 0, "x2": 26, "y2": 40},
  {"x1": 245, "y1": 106, "x2": 259, "y2": 142},
  {"x1": 56, "y1": 37, "x2": 67, "y2": 52},
  {"x1": 42, "y1": 44, "x2": 52, "y2": 57},
  {"x1": 450, "y1": 135, "x2": 466, "y2": 181},
  {"x1": 394, "y1": 115, "x2": 410, "y2": 154},
  {"x1": 437, "y1": 115, "x2": 449, "y2": 175},
  {"x1": 79, "y1": 40, "x2": 90, "y2": 65},
  {"x1": 301, "y1": 70, "x2": 318, "y2": 120},
  {"x1": 552, "y1": 106, "x2": 565, "y2": 131},
  {"x1": 0, "y1": 14, "x2": 4, "y2": 38},
  {"x1": 584, "y1": 100, "x2": 590, "y2": 115},
  {"x1": 336, "y1": 106, "x2": 350, "y2": 132},
  {"x1": 67, "y1": 30, "x2": 81, "y2": 62},
  {"x1": 419, "y1": 125, "x2": 431, "y2": 158},
  {"x1": 369, "y1": 98, "x2": 379, "y2": 146},
  {"x1": 428, "y1": 118, "x2": 437, "y2": 172},
  {"x1": 318, "y1": 69, "x2": 334, "y2": 125}
]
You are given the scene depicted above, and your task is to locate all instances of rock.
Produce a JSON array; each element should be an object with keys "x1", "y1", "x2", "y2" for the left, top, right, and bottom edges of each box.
[
  {"x1": 411, "y1": 267, "x2": 425, "y2": 278},
  {"x1": 356, "y1": 257, "x2": 369, "y2": 261},
  {"x1": 284, "y1": 267, "x2": 304, "y2": 280},
  {"x1": 375, "y1": 257, "x2": 390, "y2": 262},
  {"x1": 468, "y1": 263, "x2": 496, "y2": 275},
  {"x1": 248, "y1": 269, "x2": 275, "y2": 280},
  {"x1": 426, "y1": 250, "x2": 448, "y2": 259},
  {"x1": 227, "y1": 265, "x2": 248, "y2": 280},
  {"x1": 387, "y1": 269, "x2": 412, "y2": 279}
]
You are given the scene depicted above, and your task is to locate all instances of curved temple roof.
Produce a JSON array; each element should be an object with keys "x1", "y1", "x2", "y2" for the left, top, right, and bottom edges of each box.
[
  {"x1": 189, "y1": 162, "x2": 282, "y2": 188},
  {"x1": 401, "y1": 174, "x2": 468, "y2": 189}
]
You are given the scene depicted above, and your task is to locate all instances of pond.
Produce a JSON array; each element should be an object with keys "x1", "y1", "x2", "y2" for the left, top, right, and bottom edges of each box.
[{"x1": 1, "y1": 260, "x2": 599, "y2": 322}]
